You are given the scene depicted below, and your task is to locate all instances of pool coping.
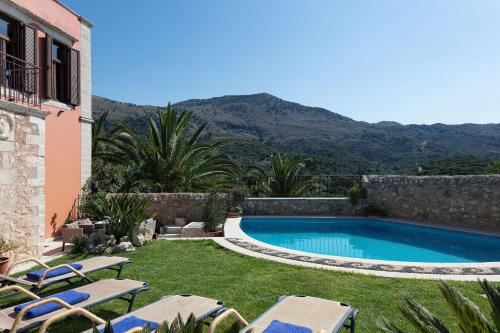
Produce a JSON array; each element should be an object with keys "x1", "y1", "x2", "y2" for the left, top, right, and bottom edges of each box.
[{"x1": 218, "y1": 217, "x2": 500, "y2": 281}]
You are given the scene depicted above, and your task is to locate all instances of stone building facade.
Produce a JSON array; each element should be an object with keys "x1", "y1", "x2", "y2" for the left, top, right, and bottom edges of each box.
[
  {"x1": 0, "y1": 103, "x2": 47, "y2": 257},
  {"x1": 0, "y1": 0, "x2": 92, "y2": 259}
]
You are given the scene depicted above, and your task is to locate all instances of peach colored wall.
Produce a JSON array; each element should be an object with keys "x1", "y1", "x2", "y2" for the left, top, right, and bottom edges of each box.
[
  {"x1": 11, "y1": 0, "x2": 84, "y2": 238},
  {"x1": 43, "y1": 104, "x2": 81, "y2": 237},
  {"x1": 10, "y1": 0, "x2": 81, "y2": 40}
]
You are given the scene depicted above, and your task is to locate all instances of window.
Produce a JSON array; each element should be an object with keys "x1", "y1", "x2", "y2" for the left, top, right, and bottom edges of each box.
[
  {"x1": 51, "y1": 41, "x2": 67, "y2": 102},
  {"x1": 0, "y1": 15, "x2": 14, "y2": 57},
  {"x1": 46, "y1": 37, "x2": 80, "y2": 105},
  {"x1": 0, "y1": 17, "x2": 9, "y2": 38}
]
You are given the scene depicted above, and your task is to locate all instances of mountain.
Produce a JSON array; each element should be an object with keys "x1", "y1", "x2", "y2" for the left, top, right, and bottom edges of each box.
[{"x1": 92, "y1": 93, "x2": 500, "y2": 174}]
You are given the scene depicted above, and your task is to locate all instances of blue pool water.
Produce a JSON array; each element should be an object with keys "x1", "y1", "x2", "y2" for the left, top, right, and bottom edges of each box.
[{"x1": 240, "y1": 217, "x2": 500, "y2": 263}]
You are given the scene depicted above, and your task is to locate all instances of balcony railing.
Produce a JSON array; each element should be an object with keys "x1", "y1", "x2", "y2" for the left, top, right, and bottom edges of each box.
[{"x1": 0, "y1": 51, "x2": 40, "y2": 107}]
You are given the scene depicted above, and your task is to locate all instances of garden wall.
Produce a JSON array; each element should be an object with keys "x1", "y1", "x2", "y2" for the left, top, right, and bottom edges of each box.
[
  {"x1": 136, "y1": 193, "x2": 229, "y2": 226},
  {"x1": 363, "y1": 175, "x2": 500, "y2": 232},
  {"x1": 243, "y1": 198, "x2": 357, "y2": 216}
]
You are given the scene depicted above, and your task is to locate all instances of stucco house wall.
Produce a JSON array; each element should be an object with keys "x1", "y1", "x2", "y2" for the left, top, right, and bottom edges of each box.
[{"x1": 0, "y1": 0, "x2": 92, "y2": 258}]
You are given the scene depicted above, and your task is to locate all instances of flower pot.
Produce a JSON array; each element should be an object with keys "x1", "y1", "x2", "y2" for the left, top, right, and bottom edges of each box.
[
  {"x1": 226, "y1": 212, "x2": 241, "y2": 218},
  {"x1": 0, "y1": 257, "x2": 10, "y2": 274}
]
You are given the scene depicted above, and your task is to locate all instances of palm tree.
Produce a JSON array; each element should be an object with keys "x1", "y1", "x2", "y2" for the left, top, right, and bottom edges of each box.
[
  {"x1": 92, "y1": 111, "x2": 127, "y2": 162},
  {"x1": 118, "y1": 104, "x2": 237, "y2": 192},
  {"x1": 249, "y1": 151, "x2": 313, "y2": 197},
  {"x1": 377, "y1": 279, "x2": 500, "y2": 333}
]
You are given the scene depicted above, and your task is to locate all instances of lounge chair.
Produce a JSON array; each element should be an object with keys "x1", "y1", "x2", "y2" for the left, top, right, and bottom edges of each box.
[
  {"x1": 38, "y1": 294, "x2": 225, "y2": 333},
  {"x1": 0, "y1": 256, "x2": 131, "y2": 297},
  {"x1": 208, "y1": 295, "x2": 358, "y2": 333},
  {"x1": 0, "y1": 279, "x2": 148, "y2": 333}
]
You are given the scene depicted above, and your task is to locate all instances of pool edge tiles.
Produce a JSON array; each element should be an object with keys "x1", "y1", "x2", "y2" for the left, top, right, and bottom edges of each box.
[{"x1": 220, "y1": 217, "x2": 500, "y2": 281}]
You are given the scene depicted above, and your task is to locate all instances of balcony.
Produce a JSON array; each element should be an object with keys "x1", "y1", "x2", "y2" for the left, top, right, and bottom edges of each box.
[{"x1": 0, "y1": 51, "x2": 40, "y2": 108}]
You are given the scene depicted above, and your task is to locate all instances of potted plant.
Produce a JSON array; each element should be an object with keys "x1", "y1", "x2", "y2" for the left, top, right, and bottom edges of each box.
[
  {"x1": 0, "y1": 236, "x2": 18, "y2": 274},
  {"x1": 202, "y1": 193, "x2": 226, "y2": 237},
  {"x1": 227, "y1": 205, "x2": 243, "y2": 218}
]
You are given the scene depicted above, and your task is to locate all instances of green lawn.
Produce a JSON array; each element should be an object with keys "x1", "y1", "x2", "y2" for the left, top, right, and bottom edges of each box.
[{"x1": 9, "y1": 240, "x2": 492, "y2": 332}]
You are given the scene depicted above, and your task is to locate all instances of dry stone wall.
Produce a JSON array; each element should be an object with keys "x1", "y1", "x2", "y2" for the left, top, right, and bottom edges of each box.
[
  {"x1": 363, "y1": 175, "x2": 500, "y2": 232},
  {"x1": 131, "y1": 193, "x2": 229, "y2": 226},
  {"x1": 0, "y1": 102, "x2": 48, "y2": 259}
]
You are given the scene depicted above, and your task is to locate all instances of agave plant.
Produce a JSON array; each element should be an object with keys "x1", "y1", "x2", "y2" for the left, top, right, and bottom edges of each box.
[
  {"x1": 249, "y1": 151, "x2": 313, "y2": 197},
  {"x1": 117, "y1": 104, "x2": 237, "y2": 192},
  {"x1": 93, "y1": 312, "x2": 243, "y2": 333},
  {"x1": 377, "y1": 279, "x2": 500, "y2": 333},
  {"x1": 96, "y1": 193, "x2": 152, "y2": 241}
]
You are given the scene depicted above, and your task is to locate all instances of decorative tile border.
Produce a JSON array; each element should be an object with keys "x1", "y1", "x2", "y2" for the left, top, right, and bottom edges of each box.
[{"x1": 225, "y1": 238, "x2": 500, "y2": 276}]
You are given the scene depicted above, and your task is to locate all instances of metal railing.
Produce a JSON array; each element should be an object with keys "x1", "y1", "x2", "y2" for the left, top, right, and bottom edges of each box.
[
  {"x1": 0, "y1": 51, "x2": 40, "y2": 107},
  {"x1": 244, "y1": 175, "x2": 363, "y2": 197}
]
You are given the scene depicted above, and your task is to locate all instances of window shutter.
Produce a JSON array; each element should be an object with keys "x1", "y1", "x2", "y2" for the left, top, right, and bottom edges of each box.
[
  {"x1": 68, "y1": 48, "x2": 80, "y2": 106},
  {"x1": 23, "y1": 25, "x2": 36, "y2": 93},
  {"x1": 45, "y1": 35, "x2": 53, "y2": 99}
]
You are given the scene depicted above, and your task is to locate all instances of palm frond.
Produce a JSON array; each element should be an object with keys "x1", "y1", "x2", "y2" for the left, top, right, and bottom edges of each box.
[
  {"x1": 478, "y1": 279, "x2": 500, "y2": 331},
  {"x1": 439, "y1": 281, "x2": 496, "y2": 333}
]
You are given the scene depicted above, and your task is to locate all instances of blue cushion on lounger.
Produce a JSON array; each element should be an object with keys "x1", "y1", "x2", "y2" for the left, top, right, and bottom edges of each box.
[
  {"x1": 99, "y1": 317, "x2": 160, "y2": 333},
  {"x1": 263, "y1": 320, "x2": 313, "y2": 333},
  {"x1": 14, "y1": 290, "x2": 90, "y2": 319},
  {"x1": 26, "y1": 263, "x2": 83, "y2": 281}
]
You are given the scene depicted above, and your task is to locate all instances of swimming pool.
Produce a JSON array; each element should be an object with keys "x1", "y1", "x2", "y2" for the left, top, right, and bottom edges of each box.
[{"x1": 240, "y1": 217, "x2": 500, "y2": 263}]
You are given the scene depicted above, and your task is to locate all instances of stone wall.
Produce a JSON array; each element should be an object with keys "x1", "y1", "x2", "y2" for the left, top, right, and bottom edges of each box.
[
  {"x1": 363, "y1": 175, "x2": 500, "y2": 232},
  {"x1": 0, "y1": 102, "x2": 48, "y2": 259},
  {"x1": 243, "y1": 198, "x2": 357, "y2": 216},
  {"x1": 133, "y1": 193, "x2": 229, "y2": 226}
]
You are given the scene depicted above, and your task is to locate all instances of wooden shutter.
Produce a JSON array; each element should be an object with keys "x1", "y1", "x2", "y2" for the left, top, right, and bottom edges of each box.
[
  {"x1": 68, "y1": 48, "x2": 80, "y2": 105},
  {"x1": 45, "y1": 35, "x2": 53, "y2": 99},
  {"x1": 23, "y1": 25, "x2": 36, "y2": 93}
]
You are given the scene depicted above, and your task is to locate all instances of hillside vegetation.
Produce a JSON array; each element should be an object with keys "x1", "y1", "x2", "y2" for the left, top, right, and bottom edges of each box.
[{"x1": 93, "y1": 93, "x2": 500, "y2": 174}]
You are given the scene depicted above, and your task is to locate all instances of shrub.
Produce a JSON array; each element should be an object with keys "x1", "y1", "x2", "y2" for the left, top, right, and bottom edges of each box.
[
  {"x1": 0, "y1": 236, "x2": 17, "y2": 257},
  {"x1": 347, "y1": 186, "x2": 366, "y2": 206},
  {"x1": 71, "y1": 235, "x2": 88, "y2": 254},
  {"x1": 78, "y1": 181, "x2": 107, "y2": 221},
  {"x1": 487, "y1": 160, "x2": 500, "y2": 174},
  {"x1": 97, "y1": 194, "x2": 152, "y2": 241},
  {"x1": 202, "y1": 193, "x2": 226, "y2": 232}
]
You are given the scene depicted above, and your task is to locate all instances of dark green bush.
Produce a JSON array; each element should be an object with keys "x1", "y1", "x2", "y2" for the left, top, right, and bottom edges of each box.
[
  {"x1": 347, "y1": 186, "x2": 366, "y2": 205},
  {"x1": 70, "y1": 235, "x2": 88, "y2": 254},
  {"x1": 202, "y1": 193, "x2": 226, "y2": 232},
  {"x1": 78, "y1": 185, "x2": 107, "y2": 221}
]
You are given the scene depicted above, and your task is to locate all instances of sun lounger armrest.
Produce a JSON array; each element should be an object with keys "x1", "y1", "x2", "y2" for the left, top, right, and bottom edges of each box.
[
  {"x1": 11, "y1": 297, "x2": 74, "y2": 333},
  {"x1": 38, "y1": 307, "x2": 106, "y2": 333},
  {"x1": 208, "y1": 308, "x2": 248, "y2": 333},
  {"x1": 6, "y1": 258, "x2": 49, "y2": 275},
  {"x1": 0, "y1": 285, "x2": 40, "y2": 300},
  {"x1": 37, "y1": 264, "x2": 87, "y2": 288}
]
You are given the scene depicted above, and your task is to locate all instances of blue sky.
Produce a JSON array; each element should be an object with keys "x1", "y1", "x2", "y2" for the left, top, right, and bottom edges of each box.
[{"x1": 63, "y1": 0, "x2": 500, "y2": 125}]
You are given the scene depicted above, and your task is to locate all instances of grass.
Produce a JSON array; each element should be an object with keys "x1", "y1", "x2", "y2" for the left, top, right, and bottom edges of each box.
[{"x1": 7, "y1": 240, "x2": 493, "y2": 332}]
